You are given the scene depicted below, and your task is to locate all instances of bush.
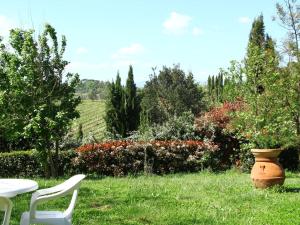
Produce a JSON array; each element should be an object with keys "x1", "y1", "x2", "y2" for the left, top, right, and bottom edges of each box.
[
  {"x1": 137, "y1": 111, "x2": 197, "y2": 141},
  {"x1": 0, "y1": 151, "x2": 42, "y2": 177},
  {"x1": 0, "y1": 150, "x2": 77, "y2": 177},
  {"x1": 74, "y1": 140, "x2": 220, "y2": 176},
  {"x1": 195, "y1": 101, "x2": 244, "y2": 169}
]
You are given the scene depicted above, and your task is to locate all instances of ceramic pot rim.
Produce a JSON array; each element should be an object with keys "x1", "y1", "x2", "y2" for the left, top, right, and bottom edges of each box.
[
  {"x1": 251, "y1": 148, "x2": 283, "y2": 158},
  {"x1": 251, "y1": 148, "x2": 283, "y2": 153}
]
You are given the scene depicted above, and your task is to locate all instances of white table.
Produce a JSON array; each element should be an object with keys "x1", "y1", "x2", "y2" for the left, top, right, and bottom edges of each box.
[{"x1": 0, "y1": 179, "x2": 38, "y2": 225}]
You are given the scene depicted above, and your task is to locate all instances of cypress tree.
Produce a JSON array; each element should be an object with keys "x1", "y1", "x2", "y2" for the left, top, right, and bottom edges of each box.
[
  {"x1": 105, "y1": 79, "x2": 117, "y2": 135},
  {"x1": 207, "y1": 75, "x2": 212, "y2": 95},
  {"x1": 211, "y1": 75, "x2": 215, "y2": 91},
  {"x1": 211, "y1": 75, "x2": 215, "y2": 103},
  {"x1": 216, "y1": 74, "x2": 219, "y2": 102},
  {"x1": 125, "y1": 65, "x2": 140, "y2": 133},
  {"x1": 244, "y1": 14, "x2": 280, "y2": 118},
  {"x1": 249, "y1": 14, "x2": 265, "y2": 48},
  {"x1": 105, "y1": 72, "x2": 126, "y2": 137},
  {"x1": 114, "y1": 73, "x2": 126, "y2": 137},
  {"x1": 245, "y1": 15, "x2": 267, "y2": 96}
]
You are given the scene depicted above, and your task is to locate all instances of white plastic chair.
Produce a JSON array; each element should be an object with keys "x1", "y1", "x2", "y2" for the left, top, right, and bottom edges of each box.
[
  {"x1": 0, "y1": 197, "x2": 12, "y2": 225},
  {"x1": 20, "y1": 174, "x2": 85, "y2": 225}
]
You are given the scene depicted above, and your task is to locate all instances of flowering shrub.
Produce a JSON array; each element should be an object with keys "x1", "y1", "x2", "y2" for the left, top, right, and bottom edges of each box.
[
  {"x1": 195, "y1": 100, "x2": 244, "y2": 131},
  {"x1": 76, "y1": 140, "x2": 134, "y2": 152},
  {"x1": 195, "y1": 100, "x2": 244, "y2": 169},
  {"x1": 74, "y1": 140, "x2": 220, "y2": 176}
]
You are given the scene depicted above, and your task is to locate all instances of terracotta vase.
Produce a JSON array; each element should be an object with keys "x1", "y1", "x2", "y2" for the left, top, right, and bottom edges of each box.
[{"x1": 250, "y1": 149, "x2": 285, "y2": 189}]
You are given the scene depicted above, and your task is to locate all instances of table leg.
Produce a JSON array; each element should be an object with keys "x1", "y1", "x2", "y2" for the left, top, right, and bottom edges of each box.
[{"x1": 0, "y1": 197, "x2": 12, "y2": 225}]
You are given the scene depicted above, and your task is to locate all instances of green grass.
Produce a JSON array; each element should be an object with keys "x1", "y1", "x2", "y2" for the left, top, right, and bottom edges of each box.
[
  {"x1": 70, "y1": 100, "x2": 106, "y2": 141},
  {"x1": 5, "y1": 170, "x2": 300, "y2": 225}
]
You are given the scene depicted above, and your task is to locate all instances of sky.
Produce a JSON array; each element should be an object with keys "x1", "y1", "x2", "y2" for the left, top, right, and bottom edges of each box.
[{"x1": 0, "y1": 0, "x2": 287, "y2": 86}]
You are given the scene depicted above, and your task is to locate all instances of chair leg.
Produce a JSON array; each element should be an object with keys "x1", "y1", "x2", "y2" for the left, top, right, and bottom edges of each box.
[
  {"x1": 2, "y1": 198, "x2": 12, "y2": 225},
  {"x1": 19, "y1": 216, "x2": 29, "y2": 225},
  {"x1": 65, "y1": 218, "x2": 72, "y2": 225}
]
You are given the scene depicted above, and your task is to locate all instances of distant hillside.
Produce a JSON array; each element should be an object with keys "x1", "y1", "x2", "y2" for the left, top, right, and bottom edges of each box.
[
  {"x1": 76, "y1": 79, "x2": 110, "y2": 100},
  {"x1": 70, "y1": 100, "x2": 106, "y2": 141}
]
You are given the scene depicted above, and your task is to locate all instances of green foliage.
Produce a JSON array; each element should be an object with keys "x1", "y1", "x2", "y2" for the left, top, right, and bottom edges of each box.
[
  {"x1": 138, "y1": 111, "x2": 197, "y2": 141},
  {"x1": 105, "y1": 73, "x2": 126, "y2": 137},
  {"x1": 0, "y1": 150, "x2": 42, "y2": 177},
  {"x1": 125, "y1": 65, "x2": 140, "y2": 133},
  {"x1": 274, "y1": 0, "x2": 300, "y2": 136},
  {"x1": 76, "y1": 140, "x2": 220, "y2": 175},
  {"x1": 105, "y1": 67, "x2": 140, "y2": 138},
  {"x1": 0, "y1": 29, "x2": 38, "y2": 150},
  {"x1": 275, "y1": 0, "x2": 300, "y2": 62},
  {"x1": 141, "y1": 65, "x2": 205, "y2": 125},
  {"x1": 231, "y1": 15, "x2": 297, "y2": 149},
  {"x1": 221, "y1": 61, "x2": 245, "y2": 102},
  {"x1": 207, "y1": 72, "x2": 225, "y2": 105},
  {"x1": 237, "y1": 143, "x2": 255, "y2": 172},
  {"x1": 0, "y1": 150, "x2": 76, "y2": 177},
  {"x1": 0, "y1": 24, "x2": 80, "y2": 177},
  {"x1": 195, "y1": 101, "x2": 245, "y2": 170}
]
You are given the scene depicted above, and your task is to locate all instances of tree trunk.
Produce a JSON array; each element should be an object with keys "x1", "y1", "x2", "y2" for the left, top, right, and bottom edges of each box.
[{"x1": 47, "y1": 148, "x2": 57, "y2": 178}]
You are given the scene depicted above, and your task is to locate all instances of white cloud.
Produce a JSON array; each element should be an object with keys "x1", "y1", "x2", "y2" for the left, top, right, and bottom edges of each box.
[
  {"x1": 76, "y1": 47, "x2": 88, "y2": 54},
  {"x1": 238, "y1": 17, "x2": 251, "y2": 24},
  {"x1": 192, "y1": 27, "x2": 203, "y2": 36},
  {"x1": 111, "y1": 43, "x2": 144, "y2": 59},
  {"x1": 0, "y1": 15, "x2": 14, "y2": 37},
  {"x1": 163, "y1": 12, "x2": 192, "y2": 35}
]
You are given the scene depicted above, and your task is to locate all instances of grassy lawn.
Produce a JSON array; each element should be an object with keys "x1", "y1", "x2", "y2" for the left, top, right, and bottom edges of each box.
[{"x1": 5, "y1": 170, "x2": 300, "y2": 225}]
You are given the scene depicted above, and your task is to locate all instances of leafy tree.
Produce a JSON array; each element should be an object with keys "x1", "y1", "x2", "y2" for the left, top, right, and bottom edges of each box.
[
  {"x1": 0, "y1": 30, "x2": 38, "y2": 151},
  {"x1": 222, "y1": 61, "x2": 245, "y2": 102},
  {"x1": 141, "y1": 65, "x2": 205, "y2": 125},
  {"x1": 125, "y1": 65, "x2": 140, "y2": 133},
  {"x1": 0, "y1": 24, "x2": 80, "y2": 177},
  {"x1": 232, "y1": 15, "x2": 296, "y2": 148},
  {"x1": 274, "y1": 0, "x2": 300, "y2": 135}
]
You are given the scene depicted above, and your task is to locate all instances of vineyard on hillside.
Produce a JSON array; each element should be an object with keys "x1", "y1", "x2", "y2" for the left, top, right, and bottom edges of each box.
[{"x1": 70, "y1": 100, "x2": 106, "y2": 141}]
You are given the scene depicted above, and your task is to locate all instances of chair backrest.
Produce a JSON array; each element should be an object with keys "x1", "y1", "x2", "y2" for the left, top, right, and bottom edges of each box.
[
  {"x1": 0, "y1": 197, "x2": 12, "y2": 225},
  {"x1": 29, "y1": 174, "x2": 86, "y2": 220}
]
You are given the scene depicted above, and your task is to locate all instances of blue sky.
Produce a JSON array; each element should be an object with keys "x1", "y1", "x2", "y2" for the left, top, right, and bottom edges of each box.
[{"x1": 0, "y1": 0, "x2": 286, "y2": 86}]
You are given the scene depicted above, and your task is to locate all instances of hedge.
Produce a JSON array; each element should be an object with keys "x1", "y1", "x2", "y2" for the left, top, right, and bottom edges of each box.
[
  {"x1": 1, "y1": 141, "x2": 297, "y2": 178},
  {"x1": 0, "y1": 150, "x2": 76, "y2": 177},
  {"x1": 0, "y1": 151, "x2": 42, "y2": 177},
  {"x1": 74, "y1": 140, "x2": 221, "y2": 176},
  {"x1": 0, "y1": 141, "x2": 221, "y2": 177}
]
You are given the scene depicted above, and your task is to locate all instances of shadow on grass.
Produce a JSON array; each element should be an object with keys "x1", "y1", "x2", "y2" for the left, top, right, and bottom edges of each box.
[
  {"x1": 282, "y1": 187, "x2": 300, "y2": 193},
  {"x1": 270, "y1": 186, "x2": 300, "y2": 193}
]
